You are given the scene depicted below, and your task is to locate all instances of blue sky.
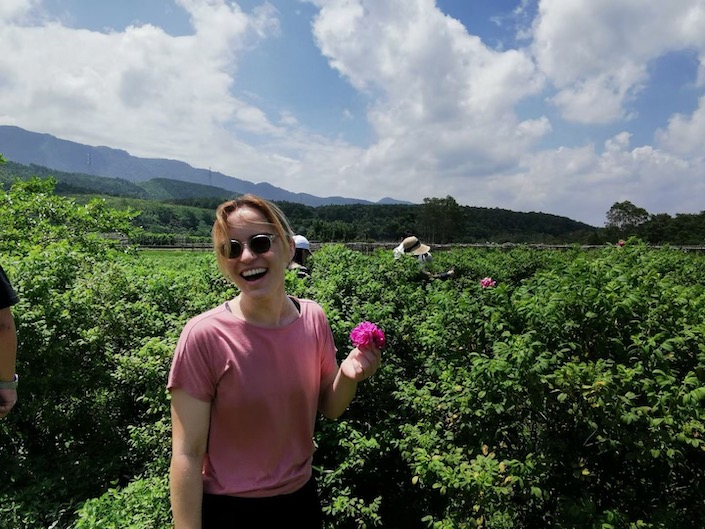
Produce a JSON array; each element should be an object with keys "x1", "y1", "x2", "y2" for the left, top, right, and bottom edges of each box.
[{"x1": 1, "y1": 0, "x2": 704, "y2": 226}]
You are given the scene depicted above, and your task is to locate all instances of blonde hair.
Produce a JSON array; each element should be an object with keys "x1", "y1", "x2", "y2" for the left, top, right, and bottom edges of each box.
[{"x1": 212, "y1": 194, "x2": 294, "y2": 279}]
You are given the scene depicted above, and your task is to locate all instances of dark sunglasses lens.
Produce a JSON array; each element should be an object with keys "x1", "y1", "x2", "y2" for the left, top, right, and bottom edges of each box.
[
  {"x1": 228, "y1": 240, "x2": 243, "y2": 259},
  {"x1": 250, "y1": 235, "x2": 272, "y2": 254}
]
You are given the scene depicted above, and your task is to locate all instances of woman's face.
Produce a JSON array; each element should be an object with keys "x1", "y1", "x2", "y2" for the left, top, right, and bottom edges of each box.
[{"x1": 223, "y1": 206, "x2": 293, "y2": 300}]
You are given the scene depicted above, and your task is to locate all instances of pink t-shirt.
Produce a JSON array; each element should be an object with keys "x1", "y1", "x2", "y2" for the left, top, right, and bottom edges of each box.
[{"x1": 167, "y1": 297, "x2": 339, "y2": 498}]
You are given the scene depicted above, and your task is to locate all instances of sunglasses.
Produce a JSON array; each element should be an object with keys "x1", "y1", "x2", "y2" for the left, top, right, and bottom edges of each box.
[{"x1": 222, "y1": 234, "x2": 278, "y2": 259}]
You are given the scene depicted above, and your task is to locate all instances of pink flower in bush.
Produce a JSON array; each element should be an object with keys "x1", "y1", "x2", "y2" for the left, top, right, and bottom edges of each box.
[
  {"x1": 617, "y1": 239, "x2": 626, "y2": 247},
  {"x1": 350, "y1": 321, "x2": 386, "y2": 349},
  {"x1": 480, "y1": 277, "x2": 496, "y2": 289}
]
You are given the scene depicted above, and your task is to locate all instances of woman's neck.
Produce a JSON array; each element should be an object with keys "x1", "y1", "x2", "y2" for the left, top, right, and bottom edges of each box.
[{"x1": 232, "y1": 293, "x2": 298, "y2": 328}]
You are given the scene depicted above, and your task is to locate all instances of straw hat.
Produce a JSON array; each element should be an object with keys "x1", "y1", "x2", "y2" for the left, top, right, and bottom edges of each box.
[{"x1": 402, "y1": 236, "x2": 430, "y2": 256}]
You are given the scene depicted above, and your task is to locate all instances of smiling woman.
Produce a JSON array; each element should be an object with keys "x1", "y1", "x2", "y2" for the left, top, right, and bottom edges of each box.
[{"x1": 167, "y1": 194, "x2": 383, "y2": 529}]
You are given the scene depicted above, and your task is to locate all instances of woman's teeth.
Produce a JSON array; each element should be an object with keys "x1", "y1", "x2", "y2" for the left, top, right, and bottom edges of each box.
[{"x1": 242, "y1": 268, "x2": 267, "y2": 280}]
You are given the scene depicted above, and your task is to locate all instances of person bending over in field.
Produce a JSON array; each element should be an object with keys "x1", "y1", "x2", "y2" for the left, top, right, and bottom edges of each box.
[
  {"x1": 167, "y1": 194, "x2": 382, "y2": 529},
  {"x1": 394, "y1": 235, "x2": 456, "y2": 281}
]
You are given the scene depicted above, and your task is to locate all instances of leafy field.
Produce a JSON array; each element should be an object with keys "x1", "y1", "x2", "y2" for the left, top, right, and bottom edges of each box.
[{"x1": 1, "y1": 179, "x2": 705, "y2": 529}]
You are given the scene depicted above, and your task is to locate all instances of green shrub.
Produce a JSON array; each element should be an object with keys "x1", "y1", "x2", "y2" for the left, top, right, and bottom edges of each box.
[
  {"x1": 3, "y1": 179, "x2": 704, "y2": 529},
  {"x1": 73, "y1": 475, "x2": 171, "y2": 529}
]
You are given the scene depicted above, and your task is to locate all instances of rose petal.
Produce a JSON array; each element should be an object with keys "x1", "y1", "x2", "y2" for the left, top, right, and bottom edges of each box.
[{"x1": 350, "y1": 321, "x2": 386, "y2": 349}]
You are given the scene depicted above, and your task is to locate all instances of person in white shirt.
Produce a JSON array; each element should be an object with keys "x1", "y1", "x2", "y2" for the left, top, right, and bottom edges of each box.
[{"x1": 394, "y1": 236, "x2": 456, "y2": 281}]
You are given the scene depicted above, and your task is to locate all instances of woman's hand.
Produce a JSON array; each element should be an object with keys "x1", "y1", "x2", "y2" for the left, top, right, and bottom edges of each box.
[{"x1": 340, "y1": 344, "x2": 382, "y2": 382}]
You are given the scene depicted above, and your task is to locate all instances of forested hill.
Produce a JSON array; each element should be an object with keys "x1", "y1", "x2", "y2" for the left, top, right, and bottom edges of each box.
[
  {"x1": 0, "y1": 160, "x2": 234, "y2": 201},
  {"x1": 0, "y1": 159, "x2": 598, "y2": 244}
]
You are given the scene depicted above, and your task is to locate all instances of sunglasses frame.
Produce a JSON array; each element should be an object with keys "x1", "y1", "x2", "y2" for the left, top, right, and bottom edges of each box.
[{"x1": 222, "y1": 233, "x2": 278, "y2": 259}]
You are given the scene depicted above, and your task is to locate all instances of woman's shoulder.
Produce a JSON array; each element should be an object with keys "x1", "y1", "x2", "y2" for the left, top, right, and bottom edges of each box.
[
  {"x1": 293, "y1": 296, "x2": 319, "y2": 308},
  {"x1": 181, "y1": 303, "x2": 232, "y2": 334},
  {"x1": 292, "y1": 297, "x2": 326, "y2": 317},
  {"x1": 290, "y1": 298, "x2": 333, "y2": 344}
]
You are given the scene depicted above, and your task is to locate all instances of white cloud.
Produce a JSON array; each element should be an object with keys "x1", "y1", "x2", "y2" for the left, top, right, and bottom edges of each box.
[
  {"x1": 532, "y1": 0, "x2": 705, "y2": 124},
  {"x1": 310, "y1": 0, "x2": 548, "y2": 192},
  {"x1": 279, "y1": 111, "x2": 299, "y2": 126},
  {"x1": 655, "y1": 95, "x2": 705, "y2": 157},
  {"x1": 494, "y1": 133, "x2": 701, "y2": 226},
  {"x1": 0, "y1": 0, "x2": 38, "y2": 22},
  {"x1": 175, "y1": 0, "x2": 279, "y2": 53}
]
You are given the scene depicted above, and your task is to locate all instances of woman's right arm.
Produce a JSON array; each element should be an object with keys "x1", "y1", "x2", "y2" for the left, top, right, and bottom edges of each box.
[
  {"x1": 170, "y1": 389, "x2": 211, "y2": 529},
  {"x1": 0, "y1": 307, "x2": 18, "y2": 418}
]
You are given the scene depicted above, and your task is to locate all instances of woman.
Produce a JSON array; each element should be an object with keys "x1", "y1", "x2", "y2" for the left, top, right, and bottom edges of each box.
[{"x1": 168, "y1": 195, "x2": 381, "y2": 528}]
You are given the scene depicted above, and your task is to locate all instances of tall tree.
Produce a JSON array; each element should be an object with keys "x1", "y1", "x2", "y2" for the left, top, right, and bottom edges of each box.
[
  {"x1": 419, "y1": 195, "x2": 463, "y2": 244},
  {"x1": 605, "y1": 201, "x2": 650, "y2": 231}
]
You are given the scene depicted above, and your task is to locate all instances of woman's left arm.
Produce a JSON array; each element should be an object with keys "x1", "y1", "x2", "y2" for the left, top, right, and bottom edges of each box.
[{"x1": 319, "y1": 345, "x2": 381, "y2": 419}]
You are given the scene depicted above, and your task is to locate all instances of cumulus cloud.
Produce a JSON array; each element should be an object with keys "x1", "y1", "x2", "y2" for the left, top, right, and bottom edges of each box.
[
  {"x1": 532, "y1": 0, "x2": 705, "y2": 124},
  {"x1": 299, "y1": 0, "x2": 704, "y2": 222},
  {"x1": 310, "y1": 0, "x2": 547, "y2": 192},
  {"x1": 312, "y1": 0, "x2": 705, "y2": 223},
  {"x1": 655, "y1": 95, "x2": 705, "y2": 157},
  {"x1": 0, "y1": 0, "x2": 38, "y2": 22},
  {"x1": 488, "y1": 133, "x2": 701, "y2": 226}
]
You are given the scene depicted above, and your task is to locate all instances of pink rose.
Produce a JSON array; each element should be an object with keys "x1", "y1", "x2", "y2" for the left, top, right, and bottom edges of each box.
[
  {"x1": 350, "y1": 321, "x2": 386, "y2": 349},
  {"x1": 480, "y1": 277, "x2": 496, "y2": 288},
  {"x1": 617, "y1": 239, "x2": 625, "y2": 247}
]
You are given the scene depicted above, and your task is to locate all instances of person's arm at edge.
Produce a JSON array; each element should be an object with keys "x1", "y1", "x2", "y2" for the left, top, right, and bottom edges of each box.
[
  {"x1": 319, "y1": 344, "x2": 381, "y2": 420},
  {"x1": 432, "y1": 268, "x2": 456, "y2": 280},
  {"x1": 170, "y1": 389, "x2": 211, "y2": 529},
  {"x1": 0, "y1": 307, "x2": 18, "y2": 418}
]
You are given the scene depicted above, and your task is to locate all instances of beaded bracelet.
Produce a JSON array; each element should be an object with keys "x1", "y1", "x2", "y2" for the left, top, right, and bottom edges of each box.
[{"x1": 0, "y1": 374, "x2": 18, "y2": 390}]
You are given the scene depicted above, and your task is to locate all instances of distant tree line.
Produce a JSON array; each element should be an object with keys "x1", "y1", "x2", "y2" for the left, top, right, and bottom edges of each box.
[
  {"x1": 166, "y1": 195, "x2": 598, "y2": 245},
  {"x1": 156, "y1": 197, "x2": 705, "y2": 247},
  {"x1": 3, "y1": 158, "x2": 705, "y2": 245},
  {"x1": 604, "y1": 201, "x2": 705, "y2": 246}
]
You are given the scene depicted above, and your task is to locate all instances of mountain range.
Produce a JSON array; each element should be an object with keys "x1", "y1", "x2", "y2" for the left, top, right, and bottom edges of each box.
[{"x1": 0, "y1": 125, "x2": 409, "y2": 207}]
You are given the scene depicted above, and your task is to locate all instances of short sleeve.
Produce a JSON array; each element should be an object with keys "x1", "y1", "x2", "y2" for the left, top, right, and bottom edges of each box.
[{"x1": 167, "y1": 321, "x2": 219, "y2": 402}]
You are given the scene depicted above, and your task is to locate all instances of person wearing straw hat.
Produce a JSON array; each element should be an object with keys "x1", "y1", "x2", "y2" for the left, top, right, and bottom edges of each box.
[{"x1": 395, "y1": 235, "x2": 456, "y2": 281}]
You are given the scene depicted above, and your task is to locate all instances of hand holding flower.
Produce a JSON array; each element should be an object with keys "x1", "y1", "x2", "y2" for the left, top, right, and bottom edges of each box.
[{"x1": 342, "y1": 322, "x2": 385, "y2": 382}]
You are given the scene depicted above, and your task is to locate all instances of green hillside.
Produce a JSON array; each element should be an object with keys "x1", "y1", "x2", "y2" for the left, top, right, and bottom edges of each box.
[
  {"x1": 0, "y1": 160, "x2": 235, "y2": 201},
  {"x1": 136, "y1": 178, "x2": 234, "y2": 201},
  {"x1": 0, "y1": 160, "x2": 147, "y2": 197},
  {"x1": 0, "y1": 160, "x2": 600, "y2": 243}
]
